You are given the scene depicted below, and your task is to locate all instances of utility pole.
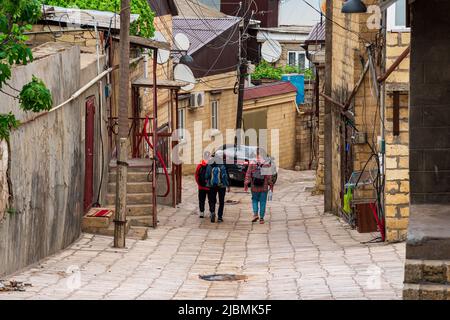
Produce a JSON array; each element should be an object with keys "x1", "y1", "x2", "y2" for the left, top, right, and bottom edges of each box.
[
  {"x1": 114, "y1": 0, "x2": 130, "y2": 248},
  {"x1": 235, "y1": 0, "x2": 251, "y2": 145}
]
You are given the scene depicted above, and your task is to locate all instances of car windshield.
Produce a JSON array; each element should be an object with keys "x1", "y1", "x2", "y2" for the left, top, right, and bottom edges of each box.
[{"x1": 216, "y1": 145, "x2": 267, "y2": 160}]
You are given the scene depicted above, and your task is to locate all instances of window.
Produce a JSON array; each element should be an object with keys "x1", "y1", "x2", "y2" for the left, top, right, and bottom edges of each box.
[
  {"x1": 387, "y1": 0, "x2": 409, "y2": 31},
  {"x1": 287, "y1": 51, "x2": 309, "y2": 70},
  {"x1": 177, "y1": 108, "x2": 185, "y2": 140},
  {"x1": 211, "y1": 100, "x2": 219, "y2": 130}
]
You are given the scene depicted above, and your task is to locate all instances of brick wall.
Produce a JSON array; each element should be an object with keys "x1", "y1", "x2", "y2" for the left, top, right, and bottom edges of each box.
[
  {"x1": 327, "y1": 0, "x2": 380, "y2": 214},
  {"x1": 179, "y1": 72, "x2": 238, "y2": 175},
  {"x1": 295, "y1": 112, "x2": 314, "y2": 171},
  {"x1": 245, "y1": 93, "x2": 298, "y2": 170},
  {"x1": 384, "y1": 30, "x2": 411, "y2": 242}
]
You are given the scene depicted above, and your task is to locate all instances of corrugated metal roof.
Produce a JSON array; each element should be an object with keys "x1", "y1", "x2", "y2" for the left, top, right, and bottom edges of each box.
[
  {"x1": 305, "y1": 22, "x2": 325, "y2": 43},
  {"x1": 244, "y1": 81, "x2": 297, "y2": 101},
  {"x1": 173, "y1": 17, "x2": 240, "y2": 55},
  {"x1": 41, "y1": 5, "x2": 140, "y2": 30}
]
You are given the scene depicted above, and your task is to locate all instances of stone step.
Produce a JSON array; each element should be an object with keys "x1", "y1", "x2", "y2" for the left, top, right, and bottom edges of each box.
[
  {"x1": 108, "y1": 171, "x2": 153, "y2": 183},
  {"x1": 107, "y1": 181, "x2": 152, "y2": 194},
  {"x1": 127, "y1": 226, "x2": 148, "y2": 240},
  {"x1": 129, "y1": 215, "x2": 153, "y2": 227},
  {"x1": 403, "y1": 283, "x2": 450, "y2": 300},
  {"x1": 106, "y1": 204, "x2": 153, "y2": 216},
  {"x1": 404, "y1": 259, "x2": 450, "y2": 285},
  {"x1": 83, "y1": 219, "x2": 131, "y2": 237},
  {"x1": 109, "y1": 165, "x2": 152, "y2": 173},
  {"x1": 106, "y1": 192, "x2": 153, "y2": 206}
]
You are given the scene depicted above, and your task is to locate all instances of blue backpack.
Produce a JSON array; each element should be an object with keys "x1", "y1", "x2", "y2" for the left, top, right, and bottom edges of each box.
[{"x1": 208, "y1": 165, "x2": 224, "y2": 188}]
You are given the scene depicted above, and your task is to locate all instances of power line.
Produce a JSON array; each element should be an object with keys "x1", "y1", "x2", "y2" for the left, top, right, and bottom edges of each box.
[{"x1": 300, "y1": 0, "x2": 373, "y2": 45}]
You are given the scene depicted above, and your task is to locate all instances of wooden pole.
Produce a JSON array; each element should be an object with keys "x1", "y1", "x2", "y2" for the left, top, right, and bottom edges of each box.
[
  {"x1": 235, "y1": 0, "x2": 251, "y2": 144},
  {"x1": 114, "y1": 0, "x2": 130, "y2": 248},
  {"x1": 114, "y1": 138, "x2": 128, "y2": 248}
]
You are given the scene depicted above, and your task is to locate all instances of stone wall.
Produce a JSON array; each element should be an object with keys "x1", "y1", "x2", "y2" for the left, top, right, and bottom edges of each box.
[
  {"x1": 327, "y1": 0, "x2": 380, "y2": 214},
  {"x1": 0, "y1": 141, "x2": 8, "y2": 222},
  {"x1": 0, "y1": 43, "x2": 108, "y2": 276},
  {"x1": 295, "y1": 111, "x2": 314, "y2": 171},
  {"x1": 295, "y1": 80, "x2": 315, "y2": 171},
  {"x1": 315, "y1": 66, "x2": 325, "y2": 194},
  {"x1": 403, "y1": 0, "x2": 450, "y2": 300},
  {"x1": 384, "y1": 30, "x2": 411, "y2": 242},
  {"x1": 409, "y1": 0, "x2": 450, "y2": 204}
]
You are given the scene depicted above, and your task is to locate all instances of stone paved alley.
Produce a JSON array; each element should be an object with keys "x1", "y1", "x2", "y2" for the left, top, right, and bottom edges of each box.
[{"x1": 0, "y1": 170, "x2": 405, "y2": 300}]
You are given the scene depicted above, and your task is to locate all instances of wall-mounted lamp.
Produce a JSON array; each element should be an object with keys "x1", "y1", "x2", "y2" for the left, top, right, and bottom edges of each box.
[
  {"x1": 179, "y1": 54, "x2": 194, "y2": 65},
  {"x1": 341, "y1": 0, "x2": 367, "y2": 13}
]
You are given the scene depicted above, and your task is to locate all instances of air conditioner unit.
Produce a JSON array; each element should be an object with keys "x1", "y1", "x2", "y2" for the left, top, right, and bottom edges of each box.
[{"x1": 189, "y1": 92, "x2": 205, "y2": 109}]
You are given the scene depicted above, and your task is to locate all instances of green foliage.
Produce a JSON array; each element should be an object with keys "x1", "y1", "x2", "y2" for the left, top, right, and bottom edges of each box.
[
  {"x1": 19, "y1": 75, "x2": 53, "y2": 112},
  {"x1": 252, "y1": 60, "x2": 315, "y2": 81},
  {"x1": 44, "y1": 0, "x2": 156, "y2": 38},
  {"x1": 0, "y1": 0, "x2": 54, "y2": 141},
  {"x1": 0, "y1": 112, "x2": 20, "y2": 141}
]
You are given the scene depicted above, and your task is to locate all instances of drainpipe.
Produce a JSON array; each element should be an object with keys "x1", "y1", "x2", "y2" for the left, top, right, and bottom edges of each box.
[{"x1": 94, "y1": 21, "x2": 105, "y2": 207}]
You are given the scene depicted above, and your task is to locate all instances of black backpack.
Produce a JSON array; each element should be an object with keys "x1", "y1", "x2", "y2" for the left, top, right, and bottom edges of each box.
[
  {"x1": 252, "y1": 164, "x2": 265, "y2": 186},
  {"x1": 198, "y1": 165, "x2": 208, "y2": 187}
]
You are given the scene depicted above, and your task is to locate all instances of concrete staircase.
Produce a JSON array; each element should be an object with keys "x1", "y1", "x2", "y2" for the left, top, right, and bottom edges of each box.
[
  {"x1": 81, "y1": 159, "x2": 154, "y2": 241},
  {"x1": 106, "y1": 160, "x2": 154, "y2": 229},
  {"x1": 403, "y1": 259, "x2": 450, "y2": 300}
]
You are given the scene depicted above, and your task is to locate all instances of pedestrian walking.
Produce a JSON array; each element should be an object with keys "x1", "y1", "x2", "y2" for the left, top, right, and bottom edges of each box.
[
  {"x1": 205, "y1": 153, "x2": 230, "y2": 223},
  {"x1": 195, "y1": 152, "x2": 212, "y2": 218},
  {"x1": 244, "y1": 149, "x2": 274, "y2": 224}
]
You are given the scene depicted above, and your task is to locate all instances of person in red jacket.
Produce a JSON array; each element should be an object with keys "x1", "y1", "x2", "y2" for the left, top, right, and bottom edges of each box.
[{"x1": 195, "y1": 152, "x2": 211, "y2": 218}]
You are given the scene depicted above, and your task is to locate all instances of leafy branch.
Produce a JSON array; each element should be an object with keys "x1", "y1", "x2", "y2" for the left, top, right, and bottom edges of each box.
[
  {"x1": 43, "y1": 0, "x2": 156, "y2": 38},
  {"x1": 0, "y1": 0, "x2": 54, "y2": 141}
]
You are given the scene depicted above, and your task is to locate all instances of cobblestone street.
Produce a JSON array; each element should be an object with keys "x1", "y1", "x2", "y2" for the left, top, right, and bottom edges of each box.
[{"x1": 1, "y1": 170, "x2": 405, "y2": 300}]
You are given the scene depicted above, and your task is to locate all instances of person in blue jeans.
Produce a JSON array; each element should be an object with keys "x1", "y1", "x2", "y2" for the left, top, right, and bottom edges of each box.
[
  {"x1": 244, "y1": 153, "x2": 274, "y2": 224},
  {"x1": 205, "y1": 153, "x2": 230, "y2": 223}
]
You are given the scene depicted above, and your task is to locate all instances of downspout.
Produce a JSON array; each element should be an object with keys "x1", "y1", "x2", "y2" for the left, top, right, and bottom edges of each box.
[
  {"x1": 380, "y1": 9, "x2": 388, "y2": 239},
  {"x1": 94, "y1": 21, "x2": 105, "y2": 207}
]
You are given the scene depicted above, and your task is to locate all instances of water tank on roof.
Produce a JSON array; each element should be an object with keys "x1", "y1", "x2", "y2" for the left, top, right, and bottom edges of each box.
[{"x1": 281, "y1": 74, "x2": 305, "y2": 105}]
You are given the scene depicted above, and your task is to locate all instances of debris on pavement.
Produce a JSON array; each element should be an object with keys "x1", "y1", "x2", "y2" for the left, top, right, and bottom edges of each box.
[
  {"x1": 0, "y1": 280, "x2": 32, "y2": 292},
  {"x1": 199, "y1": 274, "x2": 247, "y2": 282}
]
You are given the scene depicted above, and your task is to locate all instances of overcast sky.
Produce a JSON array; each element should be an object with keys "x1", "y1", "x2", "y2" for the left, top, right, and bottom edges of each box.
[{"x1": 197, "y1": 0, "x2": 322, "y2": 26}]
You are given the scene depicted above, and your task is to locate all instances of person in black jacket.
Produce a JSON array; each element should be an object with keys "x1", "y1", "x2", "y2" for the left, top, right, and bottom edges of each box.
[{"x1": 205, "y1": 153, "x2": 230, "y2": 223}]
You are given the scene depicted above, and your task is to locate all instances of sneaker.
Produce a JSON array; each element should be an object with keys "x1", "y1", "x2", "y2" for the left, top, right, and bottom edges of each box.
[
  {"x1": 199, "y1": 211, "x2": 205, "y2": 218},
  {"x1": 210, "y1": 213, "x2": 216, "y2": 223},
  {"x1": 218, "y1": 217, "x2": 223, "y2": 223},
  {"x1": 252, "y1": 215, "x2": 259, "y2": 223},
  {"x1": 259, "y1": 218, "x2": 265, "y2": 224}
]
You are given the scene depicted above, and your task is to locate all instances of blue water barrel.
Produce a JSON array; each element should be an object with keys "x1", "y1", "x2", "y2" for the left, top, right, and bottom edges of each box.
[{"x1": 281, "y1": 74, "x2": 305, "y2": 105}]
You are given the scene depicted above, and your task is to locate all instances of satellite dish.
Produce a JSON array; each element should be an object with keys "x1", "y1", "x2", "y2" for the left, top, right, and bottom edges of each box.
[
  {"x1": 152, "y1": 31, "x2": 170, "y2": 64},
  {"x1": 174, "y1": 64, "x2": 196, "y2": 91},
  {"x1": 261, "y1": 39, "x2": 282, "y2": 63},
  {"x1": 174, "y1": 33, "x2": 191, "y2": 51}
]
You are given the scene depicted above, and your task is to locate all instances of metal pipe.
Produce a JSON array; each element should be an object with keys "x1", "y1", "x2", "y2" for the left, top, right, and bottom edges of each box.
[
  {"x1": 152, "y1": 48, "x2": 158, "y2": 228},
  {"x1": 19, "y1": 56, "x2": 144, "y2": 126}
]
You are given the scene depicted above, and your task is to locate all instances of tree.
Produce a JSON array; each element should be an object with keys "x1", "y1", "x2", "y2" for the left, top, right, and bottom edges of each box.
[{"x1": 0, "y1": 0, "x2": 53, "y2": 141}]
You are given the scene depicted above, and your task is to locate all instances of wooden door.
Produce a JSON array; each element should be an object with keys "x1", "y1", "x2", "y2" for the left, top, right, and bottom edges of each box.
[{"x1": 84, "y1": 96, "x2": 95, "y2": 212}]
